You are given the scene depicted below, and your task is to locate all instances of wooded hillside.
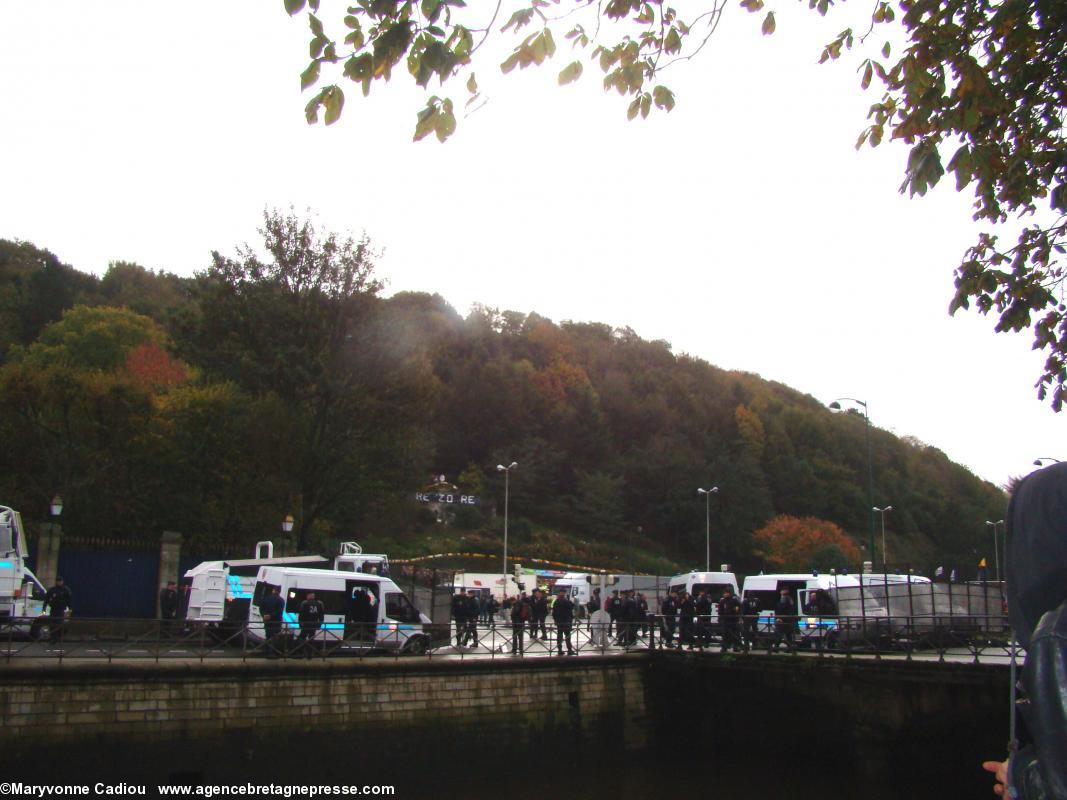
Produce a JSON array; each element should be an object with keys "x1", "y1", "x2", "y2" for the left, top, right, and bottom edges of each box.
[{"x1": 0, "y1": 216, "x2": 1007, "y2": 576}]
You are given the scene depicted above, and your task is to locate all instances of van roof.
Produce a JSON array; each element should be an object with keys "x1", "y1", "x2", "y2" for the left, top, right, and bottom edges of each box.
[{"x1": 259, "y1": 566, "x2": 396, "y2": 583}]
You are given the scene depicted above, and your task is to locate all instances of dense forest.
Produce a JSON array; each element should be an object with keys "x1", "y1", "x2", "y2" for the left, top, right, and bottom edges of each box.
[{"x1": 0, "y1": 212, "x2": 1007, "y2": 577}]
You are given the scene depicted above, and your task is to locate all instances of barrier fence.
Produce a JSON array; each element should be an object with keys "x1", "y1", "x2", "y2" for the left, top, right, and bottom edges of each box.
[{"x1": 0, "y1": 606, "x2": 1017, "y2": 665}]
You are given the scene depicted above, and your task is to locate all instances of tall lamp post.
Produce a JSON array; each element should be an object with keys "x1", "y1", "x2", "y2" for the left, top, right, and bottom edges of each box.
[
  {"x1": 830, "y1": 398, "x2": 875, "y2": 570},
  {"x1": 986, "y1": 519, "x2": 1004, "y2": 582},
  {"x1": 873, "y1": 505, "x2": 892, "y2": 572},
  {"x1": 497, "y1": 462, "x2": 518, "y2": 596},
  {"x1": 697, "y1": 486, "x2": 719, "y2": 572}
]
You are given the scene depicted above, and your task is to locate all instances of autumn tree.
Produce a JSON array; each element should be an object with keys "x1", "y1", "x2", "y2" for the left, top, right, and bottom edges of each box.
[
  {"x1": 753, "y1": 514, "x2": 862, "y2": 572},
  {"x1": 283, "y1": 0, "x2": 1066, "y2": 409}
]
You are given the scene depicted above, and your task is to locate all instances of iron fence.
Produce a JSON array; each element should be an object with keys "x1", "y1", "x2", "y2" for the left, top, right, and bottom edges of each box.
[{"x1": 0, "y1": 607, "x2": 1017, "y2": 665}]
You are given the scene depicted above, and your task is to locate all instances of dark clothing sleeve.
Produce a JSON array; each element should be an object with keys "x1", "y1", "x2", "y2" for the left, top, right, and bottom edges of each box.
[{"x1": 1010, "y1": 602, "x2": 1067, "y2": 800}]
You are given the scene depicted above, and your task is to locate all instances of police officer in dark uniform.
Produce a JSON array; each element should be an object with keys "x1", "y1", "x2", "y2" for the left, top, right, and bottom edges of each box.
[
  {"x1": 660, "y1": 591, "x2": 678, "y2": 648},
  {"x1": 695, "y1": 590, "x2": 713, "y2": 648},
  {"x1": 43, "y1": 577, "x2": 72, "y2": 644},
  {"x1": 532, "y1": 590, "x2": 549, "y2": 640},
  {"x1": 159, "y1": 581, "x2": 178, "y2": 636},
  {"x1": 452, "y1": 589, "x2": 468, "y2": 647},
  {"x1": 774, "y1": 588, "x2": 797, "y2": 652},
  {"x1": 552, "y1": 590, "x2": 575, "y2": 655},
  {"x1": 741, "y1": 592, "x2": 762, "y2": 650},
  {"x1": 636, "y1": 592, "x2": 650, "y2": 637},
  {"x1": 620, "y1": 590, "x2": 638, "y2": 646},
  {"x1": 260, "y1": 586, "x2": 285, "y2": 653},
  {"x1": 607, "y1": 591, "x2": 622, "y2": 637},
  {"x1": 510, "y1": 593, "x2": 530, "y2": 655},
  {"x1": 297, "y1": 591, "x2": 325, "y2": 657},
  {"x1": 678, "y1": 591, "x2": 696, "y2": 649},
  {"x1": 464, "y1": 590, "x2": 480, "y2": 647},
  {"x1": 718, "y1": 588, "x2": 743, "y2": 652}
]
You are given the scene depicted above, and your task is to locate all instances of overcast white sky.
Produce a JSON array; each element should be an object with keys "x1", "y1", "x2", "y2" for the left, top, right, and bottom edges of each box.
[{"x1": 0, "y1": 2, "x2": 1060, "y2": 490}]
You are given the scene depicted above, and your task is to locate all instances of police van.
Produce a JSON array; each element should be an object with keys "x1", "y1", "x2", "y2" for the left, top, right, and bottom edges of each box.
[
  {"x1": 739, "y1": 572, "x2": 931, "y2": 647},
  {"x1": 184, "y1": 541, "x2": 389, "y2": 636},
  {"x1": 667, "y1": 570, "x2": 740, "y2": 629},
  {"x1": 247, "y1": 565, "x2": 443, "y2": 655},
  {"x1": 0, "y1": 505, "x2": 47, "y2": 637}
]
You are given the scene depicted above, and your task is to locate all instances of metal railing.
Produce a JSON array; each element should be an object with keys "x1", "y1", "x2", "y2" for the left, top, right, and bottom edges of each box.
[{"x1": 0, "y1": 608, "x2": 1019, "y2": 665}]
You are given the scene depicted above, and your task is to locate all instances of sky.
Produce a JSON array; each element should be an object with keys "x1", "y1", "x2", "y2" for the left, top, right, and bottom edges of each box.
[{"x1": 0, "y1": 1, "x2": 1060, "y2": 491}]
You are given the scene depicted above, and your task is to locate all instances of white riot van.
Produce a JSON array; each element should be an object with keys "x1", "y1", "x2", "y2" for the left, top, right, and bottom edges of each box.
[
  {"x1": 184, "y1": 541, "x2": 389, "y2": 633},
  {"x1": 248, "y1": 565, "x2": 439, "y2": 655},
  {"x1": 740, "y1": 572, "x2": 929, "y2": 646},
  {"x1": 667, "y1": 571, "x2": 740, "y2": 609},
  {"x1": 0, "y1": 505, "x2": 46, "y2": 636}
]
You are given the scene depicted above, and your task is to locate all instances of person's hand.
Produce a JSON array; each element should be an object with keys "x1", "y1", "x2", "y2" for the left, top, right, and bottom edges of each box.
[{"x1": 982, "y1": 759, "x2": 1009, "y2": 796}]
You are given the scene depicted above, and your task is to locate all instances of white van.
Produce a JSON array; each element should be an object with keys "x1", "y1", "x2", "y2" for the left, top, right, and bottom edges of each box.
[
  {"x1": 248, "y1": 566, "x2": 441, "y2": 655},
  {"x1": 0, "y1": 505, "x2": 46, "y2": 636},
  {"x1": 740, "y1": 572, "x2": 920, "y2": 646},
  {"x1": 667, "y1": 570, "x2": 740, "y2": 627},
  {"x1": 184, "y1": 540, "x2": 388, "y2": 631}
]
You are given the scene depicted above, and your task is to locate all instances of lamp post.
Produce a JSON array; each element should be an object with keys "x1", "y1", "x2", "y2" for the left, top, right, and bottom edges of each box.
[
  {"x1": 282, "y1": 514, "x2": 294, "y2": 534},
  {"x1": 50, "y1": 495, "x2": 63, "y2": 518},
  {"x1": 986, "y1": 519, "x2": 1004, "y2": 582},
  {"x1": 1033, "y1": 457, "x2": 1061, "y2": 467},
  {"x1": 497, "y1": 462, "x2": 518, "y2": 596},
  {"x1": 830, "y1": 398, "x2": 875, "y2": 570},
  {"x1": 697, "y1": 486, "x2": 719, "y2": 572},
  {"x1": 873, "y1": 505, "x2": 893, "y2": 572}
]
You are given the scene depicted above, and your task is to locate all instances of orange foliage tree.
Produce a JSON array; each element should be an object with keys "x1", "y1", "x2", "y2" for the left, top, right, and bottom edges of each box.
[{"x1": 753, "y1": 515, "x2": 861, "y2": 573}]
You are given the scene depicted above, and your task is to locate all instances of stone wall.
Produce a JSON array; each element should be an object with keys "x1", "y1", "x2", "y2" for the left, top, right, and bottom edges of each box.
[{"x1": 0, "y1": 655, "x2": 650, "y2": 782}]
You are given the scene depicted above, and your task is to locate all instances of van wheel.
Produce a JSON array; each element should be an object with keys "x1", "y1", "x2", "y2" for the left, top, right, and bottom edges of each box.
[{"x1": 403, "y1": 636, "x2": 428, "y2": 656}]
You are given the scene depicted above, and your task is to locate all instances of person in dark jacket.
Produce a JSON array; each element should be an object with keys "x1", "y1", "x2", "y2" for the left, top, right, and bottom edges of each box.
[
  {"x1": 741, "y1": 593, "x2": 762, "y2": 650},
  {"x1": 464, "y1": 591, "x2": 480, "y2": 647},
  {"x1": 510, "y1": 593, "x2": 530, "y2": 655},
  {"x1": 297, "y1": 592, "x2": 325, "y2": 657},
  {"x1": 983, "y1": 462, "x2": 1067, "y2": 800},
  {"x1": 260, "y1": 586, "x2": 285, "y2": 653},
  {"x1": 718, "y1": 588, "x2": 743, "y2": 652},
  {"x1": 660, "y1": 592, "x2": 678, "y2": 648},
  {"x1": 532, "y1": 590, "x2": 549, "y2": 640},
  {"x1": 636, "y1": 593, "x2": 650, "y2": 637},
  {"x1": 43, "y1": 577, "x2": 72, "y2": 644},
  {"x1": 773, "y1": 589, "x2": 797, "y2": 652},
  {"x1": 695, "y1": 590, "x2": 713, "y2": 648},
  {"x1": 159, "y1": 581, "x2": 178, "y2": 636},
  {"x1": 678, "y1": 591, "x2": 696, "y2": 649},
  {"x1": 607, "y1": 591, "x2": 622, "y2": 637},
  {"x1": 451, "y1": 589, "x2": 468, "y2": 647},
  {"x1": 552, "y1": 590, "x2": 575, "y2": 655}
]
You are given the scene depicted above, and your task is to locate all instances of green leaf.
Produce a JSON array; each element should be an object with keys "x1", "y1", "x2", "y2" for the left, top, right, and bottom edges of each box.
[
  {"x1": 301, "y1": 60, "x2": 321, "y2": 91},
  {"x1": 652, "y1": 84, "x2": 675, "y2": 111},
  {"x1": 664, "y1": 28, "x2": 682, "y2": 54},
  {"x1": 414, "y1": 104, "x2": 438, "y2": 141},
  {"x1": 543, "y1": 28, "x2": 556, "y2": 58},
  {"x1": 435, "y1": 104, "x2": 456, "y2": 142},
  {"x1": 501, "y1": 51, "x2": 521, "y2": 74},
  {"x1": 466, "y1": 73, "x2": 478, "y2": 93},
  {"x1": 284, "y1": 0, "x2": 306, "y2": 16},
  {"x1": 558, "y1": 60, "x2": 583, "y2": 85},
  {"x1": 309, "y1": 13, "x2": 324, "y2": 38},
  {"x1": 881, "y1": 41, "x2": 891, "y2": 59},
  {"x1": 761, "y1": 12, "x2": 776, "y2": 35},
  {"x1": 323, "y1": 86, "x2": 344, "y2": 125},
  {"x1": 627, "y1": 96, "x2": 641, "y2": 121},
  {"x1": 861, "y1": 60, "x2": 873, "y2": 90},
  {"x1": 421, "y1": 0, "x2": 442, "y2": 23}
]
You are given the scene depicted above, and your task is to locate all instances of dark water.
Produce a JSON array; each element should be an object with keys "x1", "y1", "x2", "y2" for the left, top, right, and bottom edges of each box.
[{"x1": 3, "y1": 730, "x2": 1001, "y2": 800}]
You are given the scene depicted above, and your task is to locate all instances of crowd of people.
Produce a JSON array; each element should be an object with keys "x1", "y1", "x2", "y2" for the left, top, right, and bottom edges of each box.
[{"x1": 450, "y1": 584, "x2": 843, "y2": 656}]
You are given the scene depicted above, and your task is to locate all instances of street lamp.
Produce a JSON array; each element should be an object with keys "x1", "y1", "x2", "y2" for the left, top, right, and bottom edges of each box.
[
  {"x1": 282, "y1": 514, "x2": 294, "y2": 534},
  {"x1": 697, "y1": 486, "x2": 719, "y2": 572},
  {"x1": 873, "y1": 505, "x2": 893, "y2": 572},
  {"x1": 830, "y1": 397, "x2": 875, "y2": 569},
  {"x1": 50, "y1": 495, "x2": 63, "y2": 518},
  {"x1": 497, "y1": 462, "x2": 518, "y2": 596},
  {"x1": 1033, "y1": 457, "x2": 1061, "y2": 467},
  {"x1": 986, "y1": 519, "x2": 1004, "y2": 582}
]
